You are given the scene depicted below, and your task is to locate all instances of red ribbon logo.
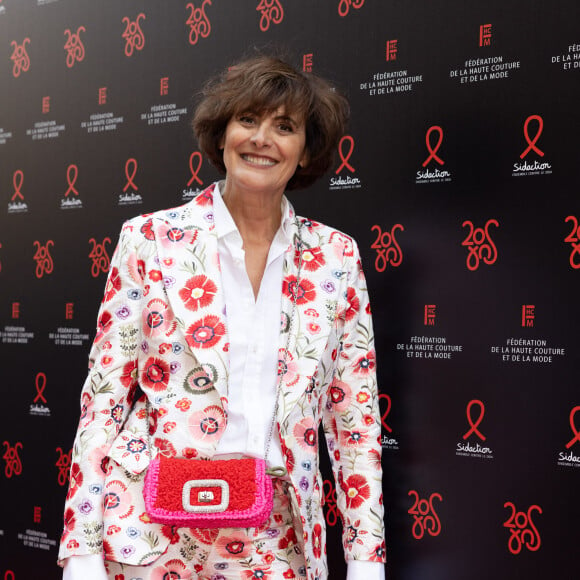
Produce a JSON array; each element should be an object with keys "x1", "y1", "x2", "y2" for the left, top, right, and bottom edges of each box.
[
  {"x1": 123, "y1": 158, "x2": 139, "y2": 191},
  {"x1": 256, "y1": 0, "x2": 284, "y2": 32},
  {"x1": 10, "y1": 38, "x2": 30, "y2": 78},
  {"x1": 408, "y1": 491, "x2": 442, "y2": 539},
  {"x1": 122, "y1": 14, "x2": 146, "y2": 57},
  {"x1": 422, "y1": 125, "x2": 445, "y2": 167},
  {"x1": 34, "y1": 372, "x2": 47, "y2": 404},
  {"x1": 64, "y1": 26, "x2": 86, "y2": 68},
  {"x1": 186, "y1": 1, "x2": 212, "y2": 45},
  {"x1": 461, "y1": 219, "x2": 499, "y2": 271},
  {"x1": 378, "y1": 393, "x2": 393, "y2": 433},
  {"x1": 4, "y1": 572, "x2": 16, "y2": 580},
  {"x1": 503, "y1": 502, "x2": 541, "y2": 554},
  {"x1": 89, "y1": 237, "x2": 112, "y2": 278},
  {"x1": 187, "y1": 152, "x2": 204, "y2": 186},
  {"x1": 33, "y1": 240, "x2": 54, "y2": 278},
  {"x1": 64, "y1": 164, "x2": 79, "y2": 197},
  {"x1": 55, "y1": 447, "x2": 72, "y2": 487},
  {"x1": 338, "y1": 0, "x2": 365, "y2": 17},
  {"x1": 462, "y1": 399, "x2": 486, "y2": 441},
  {"x1": 2, "y1": 442, "x2": 23, "y2": 478},
  {"x1": 11, "y1": 169, "x2": 24, "y2": 201},
  {"x1": 520, "y1": 115, "x2": 544, "y2": 159},
  {"x1": 335, "y1": 135, "x2": 356, "y2": 174},
  {"x1": 565, "y1": 405, "x2": 580, "y2": 449}
]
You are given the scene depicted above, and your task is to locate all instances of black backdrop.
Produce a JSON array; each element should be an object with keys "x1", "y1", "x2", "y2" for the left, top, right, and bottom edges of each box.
[{"x1": 1, "y1": 1, "x2": 579, "y2": 578}]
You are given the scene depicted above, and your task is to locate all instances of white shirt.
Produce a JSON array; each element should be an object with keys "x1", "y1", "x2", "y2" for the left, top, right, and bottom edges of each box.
[{"x1": 213, "y1": 183, "x2": 288, "y2": 469}]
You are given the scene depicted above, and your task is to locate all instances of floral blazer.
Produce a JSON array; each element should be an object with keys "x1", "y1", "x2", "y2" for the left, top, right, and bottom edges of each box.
[{"x1": 59, "y1": 183, "x2": 386, "y2": 579}]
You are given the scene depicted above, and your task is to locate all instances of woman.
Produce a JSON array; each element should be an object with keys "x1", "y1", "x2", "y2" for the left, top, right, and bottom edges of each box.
[{"x1": 60, "y1": 56, "x2": 385, "y2": 580}]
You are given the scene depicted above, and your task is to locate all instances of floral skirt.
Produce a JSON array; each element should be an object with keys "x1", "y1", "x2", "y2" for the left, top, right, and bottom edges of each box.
[{"x1": 105, "y1": 479, "x2": 307, "y2": 580}]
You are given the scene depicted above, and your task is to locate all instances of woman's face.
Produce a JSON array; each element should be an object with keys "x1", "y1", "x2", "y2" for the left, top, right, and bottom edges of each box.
[{"x1": 220, "y1": 107, "x2": 308, "y2": 197}]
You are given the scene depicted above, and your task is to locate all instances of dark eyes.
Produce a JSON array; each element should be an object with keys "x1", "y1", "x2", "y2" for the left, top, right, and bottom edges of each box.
[{"x1": 237, "y1": 114, "x2": 295, "y2": 133}]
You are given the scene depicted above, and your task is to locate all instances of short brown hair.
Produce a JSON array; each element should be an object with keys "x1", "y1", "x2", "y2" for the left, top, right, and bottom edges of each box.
[{"x1": 192, "y1": 55, "x2": 349, "y2": 190}]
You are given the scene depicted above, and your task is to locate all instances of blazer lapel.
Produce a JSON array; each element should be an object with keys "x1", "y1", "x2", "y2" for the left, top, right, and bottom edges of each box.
[
  {"x1": 277, "y1": 218, "x2": 335, "y2": 423},
  {"x1": 152, "y1": 186, "x2": 231, "y2": 401}
]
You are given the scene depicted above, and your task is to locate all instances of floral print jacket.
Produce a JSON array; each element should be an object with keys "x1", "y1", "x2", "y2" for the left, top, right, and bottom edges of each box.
[{"x1": 59, "y1": 183, "x2": 386, "y2": 578}]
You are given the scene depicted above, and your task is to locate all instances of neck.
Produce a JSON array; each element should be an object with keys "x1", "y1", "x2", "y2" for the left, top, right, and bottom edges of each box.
[{"x1": 220, "y1": 180, "x2": 283, "y2": 244}]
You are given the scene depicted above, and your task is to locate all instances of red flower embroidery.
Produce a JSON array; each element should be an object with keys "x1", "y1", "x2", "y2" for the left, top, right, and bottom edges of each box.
[
  {"x1": 140, "y1": 219, "x2": 155, "y2": 240},
  {"x1": 148, "y1": 269, "x2": 163, "y2": 282},
  {"x1": 342, "y1": 474, "x2": 371, "y2": 509},
  {"x1": 344, "y1": 287, "x2": 360, "y2": 321},
  {"x1": 312, "y1": 523, "x2": 323, "y2": 559},
  {"x1": 153, "y1": 437, "x2": 177, "y2": 458},
  {"x1": 103, "y1": 267, "x2": 121, "y2": 302},
  {"x1": 95, "y1": 311, "x2": 113, "y2": 343},
  {"x1": 185, "y1": 315, "x2": 225, "y2": 349},
  {"x1": 178, "y1": 275, "x2": 218, "y2": 311},
  {"x1": 282, "y1": 275, "x2": 316, "y2": 305},
  {"x1": 120, "y1": 360, "x2": 138, "y2": 389},
  {"x1": 353, "y1": 351, "x2": 376, "y2": 374},
  {"x1": 295, "y1": 246, "x2": 326, "y2": 272},
  {"x1": 141, "y1": 357, "x2": 171, "y2": 391}
]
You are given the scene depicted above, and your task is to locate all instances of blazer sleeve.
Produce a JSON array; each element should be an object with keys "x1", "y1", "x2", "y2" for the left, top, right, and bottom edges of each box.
[
  {"x1": 321, "y1": 238, "x2": 386, "y2": 564},
  {"x1": 58, "y1": 221, "x2": 146, "y2": 562}
]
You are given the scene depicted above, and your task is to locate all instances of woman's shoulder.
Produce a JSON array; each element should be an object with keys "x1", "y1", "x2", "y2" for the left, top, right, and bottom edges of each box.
[
  {"x1": 123, "y1": 183, "x2": 218, "y2": 232},
  {"x1": 295, "y1": 214, "x2": 359, "y2": 257}
]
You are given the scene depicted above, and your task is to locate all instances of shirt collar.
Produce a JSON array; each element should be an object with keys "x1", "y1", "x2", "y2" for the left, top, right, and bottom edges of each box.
[{"x1": 213, "y1": 181, "x2": 293, "y2": 245}]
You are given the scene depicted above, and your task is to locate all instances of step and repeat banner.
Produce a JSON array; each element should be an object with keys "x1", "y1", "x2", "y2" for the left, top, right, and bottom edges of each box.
[{"x1": 1, "y1": 1, "x2": 579, "y2": 578}]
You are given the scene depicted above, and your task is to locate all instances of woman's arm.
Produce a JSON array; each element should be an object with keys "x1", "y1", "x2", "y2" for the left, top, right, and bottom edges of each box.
[
  {"x1": 322, "y1": 238, "x2": 386, "y2": 567},
  {"x1": 59, "y1": 221, "x2": 147, "y2": 563}
]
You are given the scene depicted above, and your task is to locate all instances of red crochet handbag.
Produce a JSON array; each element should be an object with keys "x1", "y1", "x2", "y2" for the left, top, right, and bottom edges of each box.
[{"x1": 143, "y1": 456, "x2": 277, "y2": 528}]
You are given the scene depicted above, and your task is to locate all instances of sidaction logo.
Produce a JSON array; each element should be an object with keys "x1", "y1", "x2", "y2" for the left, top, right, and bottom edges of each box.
[
  {"x1": 557, "y1": 405, "x2": 580, "y2": 468},
  {"x1": 512, "y1": 115, "x2": 552, "y2": 176},
  {"x1": 330, "y1": 135, "x2": 361, "y2": 190},
  {"x1": 416, "y1": 126, "x2": 452, "y2": 183},
  {"x1": 456, "y1": 399, "x2": 494, "y2": 459}
]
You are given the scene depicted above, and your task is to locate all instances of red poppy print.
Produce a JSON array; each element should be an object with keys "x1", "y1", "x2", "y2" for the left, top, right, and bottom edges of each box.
[
  {"x1": 185, "y1": 315, "x2": 225, "y2": 349},
  {"x1": 142, "y1": 298, "x2": 175, "y2": 338},
  {"x1": 67, "y1": 463, "x2": 83, "y2": 499},
  {"x1": 188, "y1": 405, "x2": 226, "y2": 442},
  {"x1": 215, "y1": 532, "x2": 252, "y2": 559},
  {"x1": 150, "y1": 558, "x2": 193, "y2": 580},
  {"x1": 140, "y1": 219, "x2": 155, "y2": 240},
  {"x1": 295, "y1": 246, "x2": 326, "y2": 272},
  {"x1": 328, "y1": 378, "x2": 352, "y2": 412},
  {"x1": 62, "y1": 507, "x2": 76, "y2": 538},
  {"x1": 95, "y1": 311, "x2": 113, "y2": 343},
  {"x1": 103, "y1": 267, "x2": 121, "y2": 302},
  {"x1": 282, "y1": 275, "x2": 316, "y2": 305},
  {"x1": 153, "y1": 437, "x2": 177, "y2": 458},
  {"x1": 312, "y1": 523, "x2": 323, "y2": 559},
  {"x1": 340, "y1": 428, "x2": 369, "y2": 448},
  {"x1": 103, "y1": 480, "x2": 134, "y2": 519},
  {"x1": 353, "y1": 351, "x2": 376, "y2": 374},
  {"x1": 119, "y1": 360, "x2": 138, "y2": 389},
  {"x1": 178, "y1": 275, "x2": 217, "y2": 311},
  {"x1": 293, "y1": 418, "x2": 317, "y2": 453},
  {"x1": 281, "y1": 439, "x2": 295, "y2": 473},
  {"x1": 141, "y1": 357, "x2": 171, "y2": 391},
  {"x1": 344, "y1": 287, "x2": 360, "y2": 321},
  {"x1": 158, "y1": 224, "x2": 196, "y2": 250},
  {"x1": 342, "y1": 474, "x2": 370, "y2": 509}
]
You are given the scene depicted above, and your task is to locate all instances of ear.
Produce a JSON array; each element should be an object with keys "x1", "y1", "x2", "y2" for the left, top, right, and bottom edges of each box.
[{"x1": 298, "y1": 148, "x2": 309, "y2": 169}]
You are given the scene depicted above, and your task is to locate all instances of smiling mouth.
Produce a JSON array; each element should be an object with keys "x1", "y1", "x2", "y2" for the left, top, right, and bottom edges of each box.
[{"x1": 241, "y1": 154, "x2": 277, "y2": 166}]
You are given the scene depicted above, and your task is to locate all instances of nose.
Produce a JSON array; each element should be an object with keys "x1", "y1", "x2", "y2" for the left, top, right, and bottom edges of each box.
[{"x1": 250, "y1": 121, "x2": 271, "y2": 147}]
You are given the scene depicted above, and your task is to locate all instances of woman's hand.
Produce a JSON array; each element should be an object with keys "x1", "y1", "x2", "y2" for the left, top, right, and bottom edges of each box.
[{"x1": 62, "y1": 554, "x2": 108, "y2": 580}]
